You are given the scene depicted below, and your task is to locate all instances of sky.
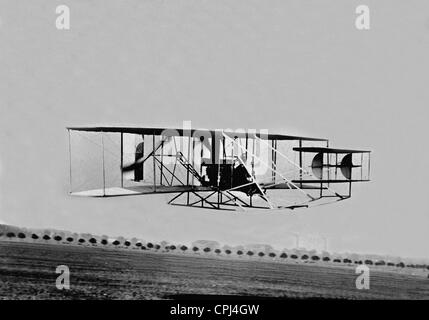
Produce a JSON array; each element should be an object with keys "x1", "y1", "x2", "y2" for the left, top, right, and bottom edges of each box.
[{"x1": 0, "y1": 0, "x2": 429, "y2": 259}]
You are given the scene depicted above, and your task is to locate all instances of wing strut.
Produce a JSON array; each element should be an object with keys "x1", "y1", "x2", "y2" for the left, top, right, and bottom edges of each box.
[{"x1": 223, "y1": 132, "x2": 315, "y2": 201}]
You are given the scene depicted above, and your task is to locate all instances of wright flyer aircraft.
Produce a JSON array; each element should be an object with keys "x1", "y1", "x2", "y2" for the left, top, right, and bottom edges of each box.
[{"x1": 67, "y1": 126, "x2": 371, "y2": 210}]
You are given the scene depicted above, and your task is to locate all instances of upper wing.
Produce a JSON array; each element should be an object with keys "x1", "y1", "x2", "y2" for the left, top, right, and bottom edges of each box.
[{"x1": 67, "y1": 126, "x2": 328, "y2": 142}]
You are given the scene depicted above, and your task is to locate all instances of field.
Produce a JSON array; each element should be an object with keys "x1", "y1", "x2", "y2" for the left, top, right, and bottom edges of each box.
[{"x1": 0, "y1": 241, "x2": 428, "y2": 300}]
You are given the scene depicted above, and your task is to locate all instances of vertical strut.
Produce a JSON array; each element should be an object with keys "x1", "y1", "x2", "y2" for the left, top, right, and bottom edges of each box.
[
  {"x1": 120, "y1": 132, "x2": 123, "y2": 188},
  {"x1": 200, "y1": 137, "x2": 204, "y2": 176},
  {"x1": 349, "y1": 181, "x2": 352, "y2": 197},
  {"x1": 187, "y1": 136, "x2": 191, "y2": 205},
  {"x1": 299, "y1": 139, "x2": 303, "y2": 188},
  {"x1": 335, "y1": 153, "x2": 338, "y2": 180},
  {"x1": 251, "y1": 137, "x2": 255, "y2": 178},
  {"x1": 230, "y1": 138, "x2": 234, "y2": 189},
  {"x1": 368, "y1": 153, "x2": 371, "y2": 180},
  {"x1": 142, "y1": 135, "x2": 145, "y2": 179},
  {"x1": 152, "y1": 134, "x2": 156, "y2": 192},
  {"x1": 187, "y1": 136, "x2": 191, "y2": 186},
  {"x1": 274, "y1": 140, "x2": 277, "y2": 181},
  {"x1": 271, "y1": 140, "x2": 274, "y2": 182},
  {"x1": 245, "y1": 135, "x2": 248, "y2": 160},
  {"x1": 160, "y1": 140, "x2": 164, "y2": 186},
  {"x1": 68, "y1": 129, "x2": 72, "y2": 194},
  {"x1": 192, "y1": 137, "x2": 196, "y2": 186},
  {"x1": 101, "y1": 132, "x2": 106, "y2": 197}
]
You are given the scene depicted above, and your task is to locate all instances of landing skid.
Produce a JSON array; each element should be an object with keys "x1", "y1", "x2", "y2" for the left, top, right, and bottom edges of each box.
[
  {"x1": 168, "y1": 190, "x2": 276, "y2": 211},
  {"x1": 168, "y1": 190, "x2": 308, "y2": 211}
]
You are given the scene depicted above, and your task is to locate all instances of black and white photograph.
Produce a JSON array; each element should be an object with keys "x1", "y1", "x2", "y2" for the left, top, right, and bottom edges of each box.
[{"x1": 0, "y1": 0, "x2": 428, "y2": 309}]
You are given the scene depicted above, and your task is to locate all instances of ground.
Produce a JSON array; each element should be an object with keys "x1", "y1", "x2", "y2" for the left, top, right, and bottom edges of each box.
[{"x1": 0, "y1": 241, "x2": 428, "y2": 300}]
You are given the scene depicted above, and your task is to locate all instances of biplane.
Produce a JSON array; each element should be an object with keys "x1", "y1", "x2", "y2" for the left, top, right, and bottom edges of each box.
[{"x1": 67, "y1": 126, "x2": 371, "y2": 211}]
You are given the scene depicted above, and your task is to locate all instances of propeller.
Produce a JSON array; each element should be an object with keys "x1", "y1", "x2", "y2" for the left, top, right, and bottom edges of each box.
[
  {"x1": 121, "y1": 136, "x2": 172, "y2": 173},
  {"x1": 311, "y1": 152, "x2": 361, "y2": 180}
]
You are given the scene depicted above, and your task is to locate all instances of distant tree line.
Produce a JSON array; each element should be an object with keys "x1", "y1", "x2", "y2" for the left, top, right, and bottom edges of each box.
[{"x1": 2, "y1": 231, "x2": 428, "y2": 271}]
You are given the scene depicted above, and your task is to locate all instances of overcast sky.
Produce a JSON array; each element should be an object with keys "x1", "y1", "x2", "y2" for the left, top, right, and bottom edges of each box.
[{"x1": 1, "y1": 0, "x2": 429, "y2": 259}]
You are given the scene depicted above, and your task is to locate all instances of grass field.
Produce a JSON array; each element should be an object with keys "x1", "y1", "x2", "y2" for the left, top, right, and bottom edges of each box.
[{"x1": 0, "y1": 241, "x2": 428, "y2": 299}]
